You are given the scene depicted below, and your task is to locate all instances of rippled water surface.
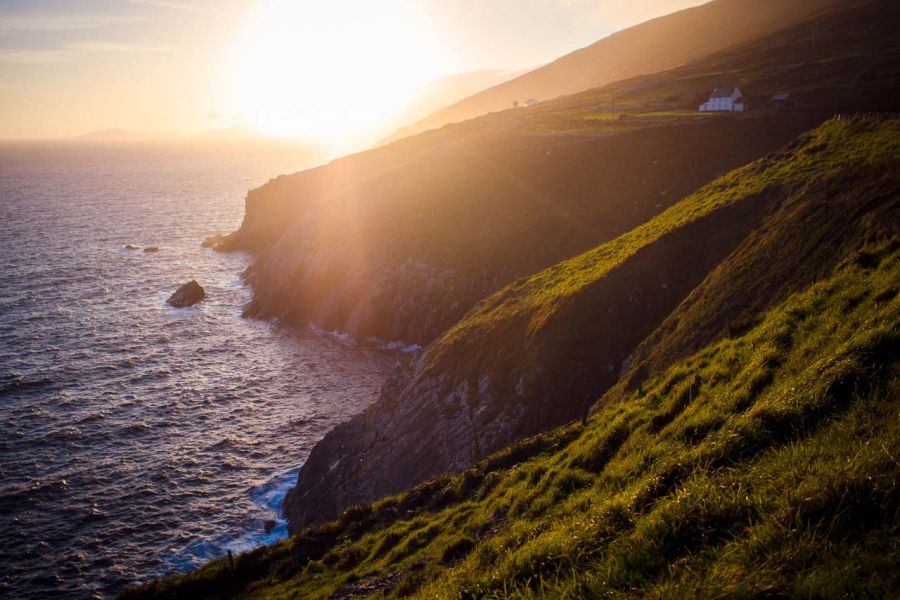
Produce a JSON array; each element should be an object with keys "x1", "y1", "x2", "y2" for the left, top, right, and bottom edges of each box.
[{"x1": 0, "y1": 142, "x2": 394, "y2": 598}]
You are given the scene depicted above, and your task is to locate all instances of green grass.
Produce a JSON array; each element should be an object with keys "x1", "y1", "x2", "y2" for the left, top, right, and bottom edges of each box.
[
  {"x1": 120, "y1": 228, "x2": 900, "y2": 600},
  {"x1": 430, "y1": 116, "x2": 900, "y2": 363}
]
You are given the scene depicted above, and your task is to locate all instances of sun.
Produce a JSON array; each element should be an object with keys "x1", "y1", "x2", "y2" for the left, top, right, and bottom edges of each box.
[{"x1": 227, "y1": 0, "x2": 447, "y2": 149}]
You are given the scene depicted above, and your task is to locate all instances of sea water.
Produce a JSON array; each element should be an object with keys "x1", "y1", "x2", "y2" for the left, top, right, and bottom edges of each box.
[{"x1": 0, "y1": 142, "x2": 394, "y2": 598}]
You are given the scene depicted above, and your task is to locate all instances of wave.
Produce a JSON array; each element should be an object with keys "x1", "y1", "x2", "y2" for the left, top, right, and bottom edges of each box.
[
  {"x1": 0, "y1": 373, "x2": 55, "y2": 396},
  {"x1": 162, "y1": 467, "x2": 300, "y2": 574}
]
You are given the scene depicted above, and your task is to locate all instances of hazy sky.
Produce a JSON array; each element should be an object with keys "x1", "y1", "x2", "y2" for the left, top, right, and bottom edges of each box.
[{"x1": 0, "y1": 0, "x2": 707, "y2": 143}]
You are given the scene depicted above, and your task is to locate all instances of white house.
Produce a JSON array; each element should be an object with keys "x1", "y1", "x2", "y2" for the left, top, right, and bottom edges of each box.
[
  {"x1": 524, "y1": 98, "x2": 539, "y2": 107},
  {"x1": 699, "y1": 87, "x2": 745, "y2": 112}
]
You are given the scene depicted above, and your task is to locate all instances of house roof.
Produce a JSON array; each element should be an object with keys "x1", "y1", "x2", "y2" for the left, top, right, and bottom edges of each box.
[
  {"x1": 710, "y1": 87, "x2": 740, "y2": 99},
  {"x1": 771, "y1": 93, "x2": 791, "y2": 101}
]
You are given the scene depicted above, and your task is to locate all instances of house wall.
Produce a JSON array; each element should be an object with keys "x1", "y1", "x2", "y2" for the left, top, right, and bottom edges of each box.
[
  {"x1": 700, "y1": 97, "x2": 736, "y2": 112},
  {"x1": 699, "y1": 91, "x2": 744, "y2": 112}
]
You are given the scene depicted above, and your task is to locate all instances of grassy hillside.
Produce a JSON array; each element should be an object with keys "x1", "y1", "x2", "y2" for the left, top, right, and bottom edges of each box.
[
  {"x1": 120, "y1": 223, "x2": 899, "y2": 600},
  {"x1": 432, "y1": 116, "x2": 900, "y2": 382},
  {"x1": 512, "y1": 0, "x2": 900, "y2": 137},
  {"x1": 381, "y1": 0, "x2": 858, "y2": 143},
  {"x1": 280, "y1": 116, "x2": 899, "y2": 531},
  {"x1": 224, "y1": 0, "x2": 899, "y2": 348},
  {"x1": 122, "y1": 117, "x2": 900, "y2": 598}
]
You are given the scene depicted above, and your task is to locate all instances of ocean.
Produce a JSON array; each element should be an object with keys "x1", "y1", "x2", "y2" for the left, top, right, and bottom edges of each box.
[{"x1": 0, "y1": 141, "x2": 394, "y2": 598}]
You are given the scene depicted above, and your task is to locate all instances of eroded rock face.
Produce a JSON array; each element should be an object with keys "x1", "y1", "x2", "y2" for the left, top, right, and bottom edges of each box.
[
  {"x1": 282, "y1": 194, "x2": 769, "y2": 532},
  {"x1": 167, "y1": 281, "x2": 205, "y2": 308},
  {"x1": 225, "y1": 118, "x2": 812, "y2": 348},
  {"x1": 243, "y1": 236, "x2": 505, "y2": 345}
]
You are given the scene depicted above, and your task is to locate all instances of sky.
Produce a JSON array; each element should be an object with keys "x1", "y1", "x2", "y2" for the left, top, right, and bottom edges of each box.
[{"x1": 0, "y1": 0, "x2": 707, "y2": 147}]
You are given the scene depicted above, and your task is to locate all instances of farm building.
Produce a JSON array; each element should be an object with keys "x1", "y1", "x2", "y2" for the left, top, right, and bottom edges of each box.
[{"x1": 699, "y1": 87, "x2": 745, "y2": 112}]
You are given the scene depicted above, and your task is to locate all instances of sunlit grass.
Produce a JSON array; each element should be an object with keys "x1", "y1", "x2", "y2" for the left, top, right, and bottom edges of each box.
[
  {"x1": 432, "y1": 116, "x2": 900, "y2": 357},
  {"x1": 121, "y1": 237, "x2": 899, "y2": 600}
]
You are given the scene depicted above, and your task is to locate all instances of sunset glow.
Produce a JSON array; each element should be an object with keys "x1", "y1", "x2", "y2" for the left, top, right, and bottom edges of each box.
[
  {"x1": 5, "y1": 0, "x2": 899, "y2": 596},
  {"x1": 0, "y1": 0, "x2": 709, "y2": 146},
  {"x1": 228, "y1": 0, "x2": 448, "y2": 145}
]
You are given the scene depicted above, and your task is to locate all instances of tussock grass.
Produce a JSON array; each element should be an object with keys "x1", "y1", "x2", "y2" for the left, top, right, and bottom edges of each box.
[
  {"x1": 120, "y1": 232, "x2": 900, "y2": 599},
  {"x1": 430, "y1": 116, "x2": 900, "y2": 371}
]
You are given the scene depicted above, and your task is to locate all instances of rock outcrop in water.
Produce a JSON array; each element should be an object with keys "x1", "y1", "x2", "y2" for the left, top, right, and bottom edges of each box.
[
  {"x1": 167, "y1": 281, "x2": 205, "y2": 308},
  {"x1": 201, "y1": 233, "x2": 229, "y2": 251}
]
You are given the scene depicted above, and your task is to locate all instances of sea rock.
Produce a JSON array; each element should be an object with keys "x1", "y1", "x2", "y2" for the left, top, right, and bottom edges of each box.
[
  {"x1": 143, "y1": 246, "x2": 160, "y2": 253},
  {"x1": 124, "y1": 244, "x2": 140, "y2": 250},
  {"x1": 201, "y1": 233, "x2": 232, "y2": 251},
  {"x1": 167, "y1": 281, "x2": 205, "y2": 308}
]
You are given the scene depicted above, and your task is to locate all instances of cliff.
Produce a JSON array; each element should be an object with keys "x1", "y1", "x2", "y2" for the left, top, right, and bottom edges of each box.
[
  {"x1": 229, "y1": 117, "x2": 811, "y2": 345},
  {"x1": 120, "y1": 117, "x2": 900, "y2": 599},
  {"x1": 282, "y1": 116, "x2": 900, "y2": 530}
]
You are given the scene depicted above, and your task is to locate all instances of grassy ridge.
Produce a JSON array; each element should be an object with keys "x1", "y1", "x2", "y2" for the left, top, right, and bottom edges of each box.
[
  {"x1": 121, "y1": 238, "x2": 900, "y2": 600},
  {"x1": 522, "y1": 0, "x2": 900, "y2": 135},
  {"x1": 121, "y1": 119, "x2": 900, "y2": 599},
  {"x1": 422, "y1": 116, "x2": 900, "y2": 425},
  {"x1": 437, "y1": 116, "x2": 900, "y2": 345}
]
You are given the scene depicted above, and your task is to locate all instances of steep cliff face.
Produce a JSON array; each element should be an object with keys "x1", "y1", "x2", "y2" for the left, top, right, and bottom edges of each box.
[
  {"x1": 283, "y1": 118, "x2": 900, "y2": 531},
  {"x1": 229, "y1": 118, "x2": 812, "y2": 345}
]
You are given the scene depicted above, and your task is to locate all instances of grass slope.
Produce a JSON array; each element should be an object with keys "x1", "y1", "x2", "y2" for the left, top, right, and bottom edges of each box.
[
  {"x1": 120, "y1": 235, "x2": 900, "y2": 600},
  {"x1": 414, "y1": 116, "x2": 899, "y2": 438},
  {"x1": 516, "y1": 0, "x2": 900, "y2": 136},
  {"x1": 121, "y1": 119, "x2": 900, "y2": 599},
  {"x1": 381, "y1": 0, "x2": 857, "y2": 143}
]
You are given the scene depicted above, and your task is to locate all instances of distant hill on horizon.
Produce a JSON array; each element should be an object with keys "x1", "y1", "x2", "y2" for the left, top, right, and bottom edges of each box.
[
  {"x1": 72, "y1": 126, "x2": 320, "y2": 150},
  {"x1": 75, "y1": 129, "x2": 180, "y2": 142},
  {"x1": 380, "y1": 0, "x2": 862, "y2": 145},
  {"x1": 377, "y1": 68, "x2": 529, "y2": 146}
]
